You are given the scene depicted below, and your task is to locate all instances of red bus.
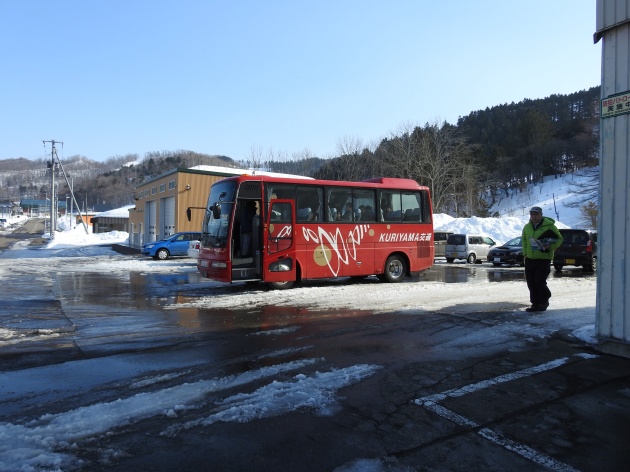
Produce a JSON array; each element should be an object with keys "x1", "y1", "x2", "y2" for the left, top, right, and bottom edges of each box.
[{"x1": 195, "y1": 174, "x2": 434, "y2": 289}]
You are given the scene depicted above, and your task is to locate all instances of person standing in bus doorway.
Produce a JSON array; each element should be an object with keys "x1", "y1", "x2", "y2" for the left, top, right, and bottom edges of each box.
[
  {"x1": 240, "y1": 201, "x2": 257, "y2": 257},
  {"x1": 521, "y1": 206, "x2": 563, "y2": 312}
]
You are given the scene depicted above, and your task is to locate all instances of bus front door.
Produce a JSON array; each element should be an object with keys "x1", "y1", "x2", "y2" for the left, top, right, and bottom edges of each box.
[{"x1": 264, "y1": 200, "x2": 296, "y2": 288}]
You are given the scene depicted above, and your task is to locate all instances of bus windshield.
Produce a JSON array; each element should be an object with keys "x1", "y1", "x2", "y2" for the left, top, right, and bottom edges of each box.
[{"x1": 201, "y1": 180, "x2": 237, "y2": 248}]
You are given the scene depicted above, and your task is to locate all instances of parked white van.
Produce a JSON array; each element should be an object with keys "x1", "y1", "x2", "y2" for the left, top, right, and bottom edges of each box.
[{"x1": 445, "y1": 233, "x2": 496, "y2": 264}]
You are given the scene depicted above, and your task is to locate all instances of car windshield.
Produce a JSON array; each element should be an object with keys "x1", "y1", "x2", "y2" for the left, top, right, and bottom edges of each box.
[{"x1": 505, "y1": 237, "x2": 521, "y2": 246}]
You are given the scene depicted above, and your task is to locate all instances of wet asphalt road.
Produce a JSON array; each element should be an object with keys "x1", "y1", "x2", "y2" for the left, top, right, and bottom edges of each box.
[{"x1": 0, "y1": 221, "x2": 629, "y2": 472}]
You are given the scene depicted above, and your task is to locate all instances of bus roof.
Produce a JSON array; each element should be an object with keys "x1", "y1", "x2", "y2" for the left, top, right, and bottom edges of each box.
[{"x1": 215, "y1": 174, "x2": 425, "y2": 190}]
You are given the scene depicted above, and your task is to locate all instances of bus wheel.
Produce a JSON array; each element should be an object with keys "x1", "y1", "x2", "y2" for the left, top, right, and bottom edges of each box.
[
  {"x1": 268, "y1": 280, "x2": 294, "y2": 290},
  {"x1": 381, "y1": 255, "x2": 407, "y2": 283}
]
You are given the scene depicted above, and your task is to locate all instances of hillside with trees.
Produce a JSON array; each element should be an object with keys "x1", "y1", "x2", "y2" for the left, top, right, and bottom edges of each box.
[
  {"x1": 310, "y1": 86, "x2": 600, "y2": 216},
  {"x1": 1, "y1": 87, "x2": 600, "y2": 216},
  {"x1": 0, "y1": 151, "x2": 241, "y2": 209}
]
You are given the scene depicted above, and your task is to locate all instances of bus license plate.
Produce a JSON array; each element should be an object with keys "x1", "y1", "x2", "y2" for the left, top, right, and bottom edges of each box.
[{"x1": 565, "y1": 259, "x2": 575, "y2": 264}]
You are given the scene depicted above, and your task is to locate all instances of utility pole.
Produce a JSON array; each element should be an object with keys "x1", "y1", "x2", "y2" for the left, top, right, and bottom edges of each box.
[
  {"x1": 42, "y1": 140, "x2": 90, "y2": 237},
  {"x1": 70, "y1": 177, "x2": 74, "y2": 228},
  {"x1": 43, "y1": 140, "x2": 62, "y2": 240}
]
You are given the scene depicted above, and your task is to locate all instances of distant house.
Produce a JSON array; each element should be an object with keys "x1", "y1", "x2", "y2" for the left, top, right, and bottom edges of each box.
[
  {"x1": 19, "y1": 199, "x2": 68, "y2": 217},
  {"x1": 92, "y1": 205, "x2": 135, "y2": 234},
  {"x1": 0, "y1": 202, "x2": 20, "y2": 218}
]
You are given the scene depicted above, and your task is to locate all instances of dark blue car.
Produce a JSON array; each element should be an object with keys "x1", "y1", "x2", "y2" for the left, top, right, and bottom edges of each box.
[
  {"x1": 142, "y1": 232, "x2": 201, "y2": 260},
  {"x1": 486, "y1": 236, "x2": 524, "y2": 267}
]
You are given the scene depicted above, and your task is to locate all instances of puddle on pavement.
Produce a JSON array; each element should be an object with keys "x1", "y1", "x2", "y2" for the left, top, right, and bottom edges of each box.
[
  {"x1": 417, "y1": 264, "x2": 525, "y2": 283},
  {"x1": 54, "y1": 264, "x2": 594, "y2": 318},
  {"x1": 421, "y1": 263, "x2": 595, "y2": 283}
]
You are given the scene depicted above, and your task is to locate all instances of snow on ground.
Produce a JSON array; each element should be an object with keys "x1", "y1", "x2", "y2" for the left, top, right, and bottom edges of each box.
[
  {"x1": 434, "y1": 168, "x2": 595, "y2": 244},
  {"x1": 488, "y1": 168, "x2": 596, "y2": 230},
  {"x1": 0, "y1": 169, "x2": 599, "y2": 471}
]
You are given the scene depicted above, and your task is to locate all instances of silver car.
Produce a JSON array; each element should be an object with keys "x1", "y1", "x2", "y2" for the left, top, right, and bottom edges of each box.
[{"x1": 445, "y1": 233, "x2": 496, "y2": 264}]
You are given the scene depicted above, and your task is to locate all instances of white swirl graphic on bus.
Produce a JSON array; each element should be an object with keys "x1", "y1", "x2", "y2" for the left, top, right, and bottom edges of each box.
[{"x1": 302, "y1": 224, "x2": 372, "y2": 277}]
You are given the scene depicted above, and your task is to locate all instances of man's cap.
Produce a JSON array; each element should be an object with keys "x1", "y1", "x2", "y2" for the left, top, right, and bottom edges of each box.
[{"x1": 529, "y1": 206, "x2": 542, "y2": 214}]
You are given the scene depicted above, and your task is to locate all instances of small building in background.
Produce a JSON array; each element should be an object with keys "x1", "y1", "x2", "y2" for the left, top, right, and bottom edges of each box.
[
  {"x1": 92, "y1": 205, "x2": 135, "y2": 234},
  {"x1": 0, "y1": 202, "x2": 19, "y2": 219},
  {"x1": 19, "y1": 199, "x2": 68, "y2": 217}
]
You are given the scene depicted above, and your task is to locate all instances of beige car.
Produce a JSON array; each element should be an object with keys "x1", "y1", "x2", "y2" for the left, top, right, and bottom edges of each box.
[
  {"x1": 445, "y1": 233, "x2": 496, "y2": 264},
  {"x1": 433, "y1": 231, "x2": 453, "y2": 258}
]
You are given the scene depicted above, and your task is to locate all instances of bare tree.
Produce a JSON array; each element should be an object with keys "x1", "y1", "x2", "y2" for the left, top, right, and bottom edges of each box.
[
  {"x1": 245, "y1": 145, "x2": 266, "y2": 170},
  {"x1": 381, "y1": 120, "x2": 479, "y2": 214},
  {"x1": 566, "y1": 166, "x2": 599, "y2": 208},
  {"x1": 336, "y1": 135, "x2": 364, "y2": 156},
  {"x1": 579, "y1": 201, "x2": 598, "y2": 229}
]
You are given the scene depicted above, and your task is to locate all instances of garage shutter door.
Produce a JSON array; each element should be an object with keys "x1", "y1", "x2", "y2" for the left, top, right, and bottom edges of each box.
[
  {"x1": 162, "y1": 196, "x2": 175, "y2": 237},
  {"x1": 145, "y1": 201, "x2": 157, "y2": 242}
]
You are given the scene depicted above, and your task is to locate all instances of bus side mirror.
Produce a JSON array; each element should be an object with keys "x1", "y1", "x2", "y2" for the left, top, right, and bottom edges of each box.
[{"x1": 211, "y1": 204, "x2": 221, "y2": 219}]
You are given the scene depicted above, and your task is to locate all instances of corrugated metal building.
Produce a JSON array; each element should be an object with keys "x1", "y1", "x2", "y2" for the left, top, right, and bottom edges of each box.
[
  {"x1": 595, "y1": 0, "x2": 630, "y2": 357},
  {"x1": 128, "y1": 165, "x2": 311, "y2": 248},
  {"x1": 128, "y1": 166, "x2": 243, "y2": 248}
]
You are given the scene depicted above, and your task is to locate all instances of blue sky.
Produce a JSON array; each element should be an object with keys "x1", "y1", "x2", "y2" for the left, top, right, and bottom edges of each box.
[{"x1": 1, "y1": 1, "x2": 601, "y2": 163}]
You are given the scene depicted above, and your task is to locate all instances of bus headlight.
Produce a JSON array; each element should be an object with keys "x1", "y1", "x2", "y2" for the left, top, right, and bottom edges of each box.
[
  {"x1": 269, "y1": 258, "x2": 292, "y2": 272},
  {"x1": 211, "y1": 261, "x2": 227, "y2": 269}
]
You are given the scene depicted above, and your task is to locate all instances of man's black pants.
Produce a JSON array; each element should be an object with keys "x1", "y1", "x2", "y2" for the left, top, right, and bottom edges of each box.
[{"x1": 525, "y1": 258, "x2": 552, "y2": 307}]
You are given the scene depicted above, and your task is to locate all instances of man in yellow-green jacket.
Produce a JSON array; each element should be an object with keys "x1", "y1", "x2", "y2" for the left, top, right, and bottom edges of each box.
[{"x1": 521, "y1": 206, "x2": 563, "y2": 312}]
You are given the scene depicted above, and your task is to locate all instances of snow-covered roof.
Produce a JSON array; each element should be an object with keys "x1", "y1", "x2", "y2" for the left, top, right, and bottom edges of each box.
[
  {"x1": 93, "y1": 204, "x2": 135, "y2": 218},
  {"x1": 188, "y1": 165, "x2": 313, "y2": 180}
]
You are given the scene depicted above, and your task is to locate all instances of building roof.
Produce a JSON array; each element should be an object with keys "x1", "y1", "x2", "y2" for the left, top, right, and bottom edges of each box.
[
  {"x1": 94, "y1": 204, "x2": 135, "y2": 218},
  {"x1": 136, "y1": 165, "x2": 243, "y2": 187},
  {"x1": 135, "y1": 165, "x2": 312, "y2": 188}
]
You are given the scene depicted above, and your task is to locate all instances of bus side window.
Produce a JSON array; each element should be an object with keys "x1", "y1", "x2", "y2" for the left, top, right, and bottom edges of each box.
[
  {"x1": 401, "y1": 192, "x2": 422, "y2": 222},
  {"x1": 270, "y1": 202, "x2": 292, "y2": 223},
  {"x1": 361, "y1": 205, "x2": 375, "y2": 221},
  {"x1": 329, "y1": 207, "x2": 338, "y2": 221},
  {"x1": 379, "y1": 190, "x2": 398, "y2": 222},
  {"x1": 297, "y1": 185, "x2": 323, "y2": 223},
  {"x1": 327, "y1": 188, "x2": 352, "y2": 222},
  {"x1": 297, "y1": 208, "x2": 311, "y2": 221},
  {"x1": 403, "y1": 208, "x2": 420, "y2": 221},
  {"x1": 353, "y1": 189, "x2": 376, "y2": 222}
]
